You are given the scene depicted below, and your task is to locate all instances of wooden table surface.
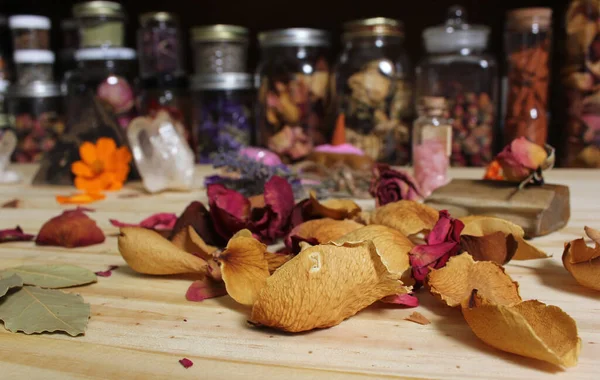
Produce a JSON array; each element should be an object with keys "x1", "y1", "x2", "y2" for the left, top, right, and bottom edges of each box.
[{"x1": 0, "y1": 164, "x2": 599, "y2": 380}]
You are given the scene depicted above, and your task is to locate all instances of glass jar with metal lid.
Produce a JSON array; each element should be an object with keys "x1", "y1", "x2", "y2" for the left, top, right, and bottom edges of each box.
[
  {"x1": 138, "y1": 12, "x2": 185, "y2": 78},
  {"x1": 417, "y1": 6, "x2": 497, "y2": 167},
  {"x1": 256, "y1": 28, "x2": 330, "y2": 162},
  {"x1": 14, "y1": 50, "x2": 55, "y2": 86},
  {"x1": 332, "y1": 17, "x2": 413, "y2": 165},
  {"x1": 0, "y1": 79, "x2": 9, "y2": 128},
  {"x1": 66, "y1": 47, "x2": 138, "y2": 129},
  {"x1": 5, "y1": 81, "x2": 65, "y2": 162},
  {"x1": 190, "y1": 25, "x2": 249, "y2": 74},
  {"x1": 73, "y1": 1, "x2": 126, "y2": 48},
  {"x1": 8, "y1": 15, "x2": 51, "y2": 50},
  {"x1": 191, "y1": 73, "x2": 254, "y2": 162}
]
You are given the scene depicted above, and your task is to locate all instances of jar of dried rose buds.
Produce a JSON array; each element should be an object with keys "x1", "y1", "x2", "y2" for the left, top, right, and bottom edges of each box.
[
  {"x1": 412, "y1": 96, "x2": 452, "y2": 197},
  {"x1": 562, "y1": 0, "x2": 600, "y2": 168},
  {"x1": 5, "y1": 81, "x2": 65, "y2": 163},
  {"x1": 138, "y1": 12, "x2": 185, "y2": 78},
  {"x1": 257, "y1": 28, "x2": 330, "y2": 162},
  {"x1": 14, "y1": 50, "x2": 55, "y2": 86},
  {"x1": 8, "y1": 15, "x2": 51, "y2": 50},
  {"x1": 417, "y1": 6, "x2": 497, "y2": 167},
  {"x1": 332, "y1": 17, "x2": 413, "y2": 165},
  {"x1": 191, "y1": 73, "x2": 254, "y2": 163},
  {"x1": 191, "y1": 25, "x2": 249, "y2": 74},
  {"x1": 73, "y1": 1, "x2": 126, "y2": 48},
  {"x1": 503, "y1": 8, "x2": 552, "y2": 147}
]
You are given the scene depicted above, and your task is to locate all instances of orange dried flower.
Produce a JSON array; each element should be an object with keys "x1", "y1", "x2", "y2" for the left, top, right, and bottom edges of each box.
[
  {"x1": 71, "y1": 138, "x2": 132, "y2": 193},
  {"x1": 56, "y1": 192, "x2": 106, "y2": 205}
]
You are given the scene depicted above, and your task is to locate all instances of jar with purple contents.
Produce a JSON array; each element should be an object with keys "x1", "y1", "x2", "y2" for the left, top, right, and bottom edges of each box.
[
  {"x1": 137, "y1": 12, "x2": 185, "y2": 78},
  {"x1": 191, "y1": 73, "x2": 253, "y2": 162},
  {"x1": 67, "y1": 47, "x2": 138, "y2": 129}
]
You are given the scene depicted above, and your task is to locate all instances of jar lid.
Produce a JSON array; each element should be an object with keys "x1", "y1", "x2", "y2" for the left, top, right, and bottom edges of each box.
[
  {"x1": 75, "y1": 47, "x2": 137, "y2": 61},
  {"x1": 14, "y1": 50, "x2": 56, "y2": 64},
  {"x1": 140, "y1": 12, "x2": 178, "y2": 26},
  {"x1": 7, "y1": 81, "x2": 61, "y2": 98},
  {"x1": 9, "y1": 15, "x2": 51, "y2": 29},
  {"x1": 73, "y1": 1, "x2": 124, "y2": 18},
  {"x1": 191, "y1": 73, "x2": 253, "y2": 90},
  {"x1": 61, "y1": 18, "x2": 78, "y2": 30},
  {"x1": 506, "y1": 8, "x2": 552, "y2": 31},
  {"x1": 343, "y1": 17, "x2": 403, "y2": 38},
  {"x1": 258, "y1": 28, "x2": 330, "y2": 47},
  {"x1": 423, "y1": 6, "x2": 490, "y2": 53},
  {"x1": 191, "y1": 25, "x2": 248, "y2": 42}
]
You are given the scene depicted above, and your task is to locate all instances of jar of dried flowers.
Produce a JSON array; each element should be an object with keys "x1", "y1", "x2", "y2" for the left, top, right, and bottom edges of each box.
[
  {"x1": 191, "y1": 25, "x2": 249, "y2": 74},
  {"x1": 73, "y1": 1, "x2": 126, "y2": 48},
  {"x1": 332, "y1": 18, "x2": 413, "y2": 165},
  {"x1": 418, "y1": 6, "x2": 497, "y2": 167},
  {"x1": 5, "y1": 81, "x2": 65, "y2": 163},
  {"x1": 412, "y1": 96, "x2": 452, "y2": 196},
  {"x1": 503, "y1": 8, "x2": 552, "y2": 147},
  {"x1": 256, "y1": 28, "x2": 331, "y2": 162},
  {"x1": 563, "y1": 0, "x2": 600, "y2": 168},
  {"x1": 191, "y1": 73, "x2": 254, "y2": 163},
  {"x1": 138, "y1": 12, "x2": 185, "y2": 79}
]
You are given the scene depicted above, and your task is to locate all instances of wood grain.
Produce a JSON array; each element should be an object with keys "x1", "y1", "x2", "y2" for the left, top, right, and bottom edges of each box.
[{"x1": 0, "y1": 164, "x2": 599, "y2": 380}]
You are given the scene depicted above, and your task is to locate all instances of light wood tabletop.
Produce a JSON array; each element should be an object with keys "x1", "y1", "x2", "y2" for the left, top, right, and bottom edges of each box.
[{"x1": 0, "y1": 164, "x2": 598, "y2": 380}]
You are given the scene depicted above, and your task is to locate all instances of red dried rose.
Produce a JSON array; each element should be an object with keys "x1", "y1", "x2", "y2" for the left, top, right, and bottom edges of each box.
[
  {"x1": 496, "y1": 137, "x2": 548, "y2": 181},
  {"x1": 110, "y1": 213, "x2": 177, "y2": 230},
  {"x1": 36, "y1": 209, "x2": 106, "y2": 248},
  {"x1": 0, "y1": 226, "x2": 34, "y2": 243},
  {"x1": 370, "y1": 164, "x2": 422, "y2": 207},
  {"x1": 409, "y1": 210, "x2": 464, "y2": 283}
]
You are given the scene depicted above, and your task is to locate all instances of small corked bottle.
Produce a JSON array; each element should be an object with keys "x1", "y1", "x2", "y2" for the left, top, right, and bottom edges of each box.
[
  {"x1": 503, "y1": 8, "x2": 552, "y2": 146},
  {"x1": 412, "y1": 96, "x2": 452, "y2": 196}
]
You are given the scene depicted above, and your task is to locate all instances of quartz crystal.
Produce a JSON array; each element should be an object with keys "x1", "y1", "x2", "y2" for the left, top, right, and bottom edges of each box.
[
  {"x1": 128, "y1": 111, "x2": 194, "y2": 193},
  {"x1": 0, "y1": 130, "x2": 20, "y2": 183}
]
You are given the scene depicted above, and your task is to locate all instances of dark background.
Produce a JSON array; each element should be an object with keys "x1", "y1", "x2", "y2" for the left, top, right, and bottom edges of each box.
[{"x1": 1, "y1": 0, "x2": 569, "y2": 149}]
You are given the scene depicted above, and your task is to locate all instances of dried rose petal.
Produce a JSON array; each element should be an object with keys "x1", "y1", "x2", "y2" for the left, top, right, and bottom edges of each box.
[
  {"x1": 369, "y1": 164, "x2": 422, "y2": 206},
  {"x1": 285, "y1": 219, "x2": 364, "y2": 253},
  {"x1": 496, "y1": 137, "x2": 548, "y2": 181},
  {"x1": 178, "y1": 358, "x2": 194, "y2": 369},
  {"x1": 1, "y1": 199, "x2": 20, "y2": 208},
  {"x1": 460, "y1": 232, "x2": 518, "y2": 265},
  {"x1": 289, "y1": 199, "x2": 314, "y2": 229},
  {"x1": 249, "y1": 176, "x2": 295, "y2": 244},
  {"x1": 95, "y1": 265, "x2": 119, "y2": 277},
  {"x1": 309, "y1": 191, "x2": 361, "y2": 220},
  {"x1": 562, "y1": 237, "x2": 600, "y2": 291},
  {"x1": 110, "y1": 213, "x2": 177, "y2": 230},
  {"x1": 185, "y1": 278, "x2": 227, "y2": 302},
  {"x1": 169, "y1": 201, "x2": 223, "y2": 247},
  {"x1": 405, "y1": 312, "x2": 430, "y2": 325},
  {"x1": 0, "y1": 226, "x2": 35, "y2": 243},
  {"x1": 584, "y1": 226, "x2": 600, "y2": 245},
  {"x1": 171, "y1": 226, "x2": 217, "y2": 260},
  {"x1": 381, "y1": 293, "x2": 419, "y2": 307},
  {"x1": 36, "y1": 210, "x2": 105, "y2": 248},
  {"x1": 356, "y1": 200, "x2": 439, "y2": 237},
  {"x1": 208, "y1": 184, "x2": 251, "y2": 240}
]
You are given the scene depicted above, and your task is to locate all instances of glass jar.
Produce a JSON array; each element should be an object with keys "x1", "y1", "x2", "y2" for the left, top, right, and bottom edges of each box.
[
  {"x1": 73, "y1": 1, "x2": 126, "y2": 48},
  {"x1": 68, "y1": 47, "x2": 138, "y2": 129},
  {"x1": 138, "y1": 75, "x2": 193, "y2": 149},
  {"x1": 138, "y1": 12, "x2": 185, "y2": 78},
  {"x1": 14, "y1": 50, "x2": 55, "y2": 85},
  {"x1": 418, "y1": 6, "x2": 497, "y2": 167},
  {"x1": 563, "y1": 1, "x2": 600, "y2": 167},
  {"x1": 5, "y1": 81, "x2": 65, "y2": 163},
  {"x1": 412, "y1": 96, "x2": 452, "y2": 196},
  {"x1": 0, "y1": 79, "x2": 8, "y2": 128},
  {"x1": 332, "y1": 18, "x2": 413, "y2": 164},
  {"x1": 0, "y1": 15, "x2": 12, "y2": 81},
  {"x1": 8, "y1": 15, "x2": 50, "y2": 50},
  {"x1": 191, "y1": 73, "x2": 254, "y2": 162},
  {"x1": 191, "y1": 25, "x2": 249, "y2": 74},
  {"x1": 503, "y1": 8, "x2": 552, "y2": 146},
  {"x1": 256, "y1": 28, "x2": 330, "y2": 162}
]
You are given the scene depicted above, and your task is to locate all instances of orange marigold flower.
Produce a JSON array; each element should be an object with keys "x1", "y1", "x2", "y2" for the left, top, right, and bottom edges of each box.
[
  {"x1": 483, "y1": 160, "x2": 504, "y2": 181},
  {"x1": 71, "y1": 138, "x2": 132, "y2": 193}
]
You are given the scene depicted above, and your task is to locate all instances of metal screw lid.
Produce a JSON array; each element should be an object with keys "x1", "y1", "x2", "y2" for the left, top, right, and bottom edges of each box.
[
  {"x1": 73, "y1": 1, "x2": 125, "y2": 19},
  {"x1": 258, "y1": 28, "x2": 330, "y2": 47},
  {"x1": 343, "y1": 17, "x2": 404, "y2": 39},
  {"x1": 140, "y1": 12, "x2": 178, "y2": 26},
  {"x1": 191, "y1": 25, "x2": 248, "y2": 42},
  {"x1": 191, "y1": 73, "x2": 253, "y2": 90},
  {"x1": 6, "y1": 81, "x2": 62, "y2": 98}
]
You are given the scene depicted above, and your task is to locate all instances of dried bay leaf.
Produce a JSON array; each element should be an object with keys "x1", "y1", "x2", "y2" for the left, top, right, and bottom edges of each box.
[
  {"x1": 0, "y1": 286, "x2": 90, "y2": 336},
  {"x1": 250, "y1": 241, "x2": 407, "y2": 332},
  {"x1": 0, "y1": 274, "x2": 23, "y2": 298},
  {"x1": 462, "y1": 291, "x2": 581, "y2": 368},
  {"x1": 356, "y1": 200, "x2": 439, "y2": 236},
  {"x1": 0, "y1": 265, "x2": 97, "y2": 289},
  {"x1": 562, "y1": 238, "x2": 600, "y2": 291}
]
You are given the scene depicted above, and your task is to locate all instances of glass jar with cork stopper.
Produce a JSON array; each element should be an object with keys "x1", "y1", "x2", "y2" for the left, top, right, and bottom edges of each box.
[{"x1": 412, "y1": 96, "x2": 452, "y2": 196}]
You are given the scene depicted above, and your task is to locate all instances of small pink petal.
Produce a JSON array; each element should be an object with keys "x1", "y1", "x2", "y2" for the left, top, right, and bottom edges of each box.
[
  {"x1": 382, "y1": 293, "x2": 419, "y2": 307},
  {"x1": 110, "y1": 213, "x2": 177, "y2": 230},
  {"x1": 95, "y1": 265, "x2": 119, "y2": 277},
  {"x1": 0, "y1": 226, "x2": 35, "y2": 243},
  {"x1": 185, "y1": 278, "x2": 227, "y2": 302},
  {"x1": 179, "y1": 358, "x2": 193, "y2": 369}
]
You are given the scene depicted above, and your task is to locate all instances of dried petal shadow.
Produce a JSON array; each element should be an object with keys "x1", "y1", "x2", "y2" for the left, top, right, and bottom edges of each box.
[
  {"x1": 355, "y1": 200, "x2": 439, "y2": 237},
  {"x1": 461, "y1": 291, "x2": 581, "y2": 368},
  {"x1": 562, "y1": 238, "x2": 600, "y2": 291}
]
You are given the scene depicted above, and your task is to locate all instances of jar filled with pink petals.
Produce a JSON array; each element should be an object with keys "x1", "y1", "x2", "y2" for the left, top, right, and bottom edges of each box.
[{"x1": 412, "y1": 96, "x2": 452, "y2": 196}]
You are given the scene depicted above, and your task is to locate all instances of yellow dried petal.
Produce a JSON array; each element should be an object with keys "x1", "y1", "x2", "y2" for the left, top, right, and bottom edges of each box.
[
  {"x1": 171, "y1": 225, "x2": 217, "y2": 260},
  {"x1": 264, "y1": 251, "x2": 292, "y2": 273},
  {"x1": 309, "y1": 191, "x2": 361, "y2": 220},
  {"x1": 291, "y1": 218, "x2": 364, "y2": 245},
  {"x1": 562, "y1": 238, "x2": 600, "y2": 291},
  {"x1": 118, "y1": 227, "x2": 208, "y2": 275},
  {"x1": 584, "y1": 226, "x2": 600, "y2": 245},
  {"x1": 250, "y1": 241, "x2": 407, "y2": 332},
  {"x1": 460, "y1": 232, "x2": 518, "y2": 265},
  {"x1": 217, "y1": 230, "x2": 270, "y2": 306},
  {"x1": 428, "y1": 253, "x2": 521, "y2": 307},
  {"x1": 335, "y1": 225, "x2": 414, "y2": 285},
  {"x1": 405, "y1": 312, "x2": 430, "y2": 325},
  {"x1": 460, "y1": 216, "x2": 549, "y2": 260},
  {"x1": 356, "y1": 200, "x2": 439, "y2": 236},
  {"x1": 461, "y1": 291, "x2": 581, "y2": 368}
]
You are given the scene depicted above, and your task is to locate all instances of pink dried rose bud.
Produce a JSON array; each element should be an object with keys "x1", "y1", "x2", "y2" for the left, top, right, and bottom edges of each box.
[{"x1": 496, "y1": 137, "x2": 548, "y2": 182}]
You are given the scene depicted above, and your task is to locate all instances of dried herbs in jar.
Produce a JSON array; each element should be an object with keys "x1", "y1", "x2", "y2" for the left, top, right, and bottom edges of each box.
[
  {"x1": 257, "y1": 28, "x2": 330, "y2": 162},
  {"x1": 332, "y1": 18, "x2": 413, "y2": 165}
]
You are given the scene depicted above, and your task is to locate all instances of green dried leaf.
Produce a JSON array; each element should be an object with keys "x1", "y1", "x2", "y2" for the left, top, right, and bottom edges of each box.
[
  {"x1": 0, "y1": 265, "x2": 97, "y2": 289},
  {"x1": 0, "y1": 274, "x2": 23, "y2": 298},
  {"x1": 0, "y1": 286, "x2": 90, "y2": 336}
]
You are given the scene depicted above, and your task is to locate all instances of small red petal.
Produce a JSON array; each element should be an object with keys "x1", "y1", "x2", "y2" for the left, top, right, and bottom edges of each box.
[
  {"x1": 179, "y1": 358, "x2": 193, "y2": 369},
  {"x1": 185, "y1": 278, "x2": 227, "y2": 302},
  {"x1": 384, "y1": 293, "x2": 419, "y2": 307},
  {"x1": 95, "y1": 265, "x2": 119, "y2": 277},
  {"x1": 0, "y1": 226, "x2": 35, "y2": 243},
  {"x1": 110, "y1": 213, "x2": 177, "y2": 230},
  {"x1": 1, "y1": 199, "x2": 20, "y2": 208}
]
